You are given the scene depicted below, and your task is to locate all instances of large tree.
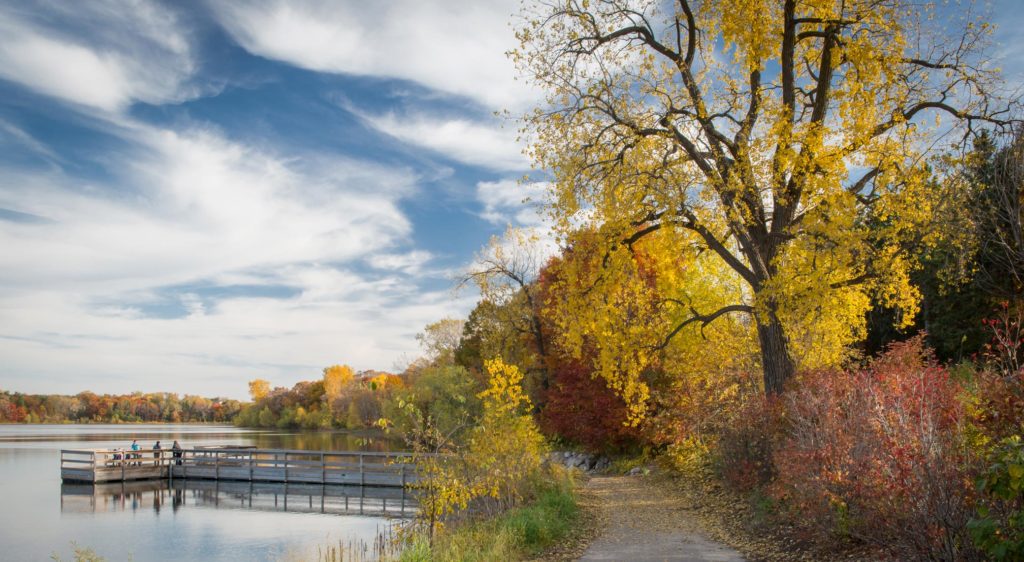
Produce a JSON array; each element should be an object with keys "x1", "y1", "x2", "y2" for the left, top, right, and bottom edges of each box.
[{"x1": 516, "y1": 0, "x2": 1013, "y2": 394}]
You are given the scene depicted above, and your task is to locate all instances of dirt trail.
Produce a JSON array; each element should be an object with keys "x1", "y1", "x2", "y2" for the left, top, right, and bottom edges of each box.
[{"x1": 577, "y1": 474, "x2": 745, "y2": 562}]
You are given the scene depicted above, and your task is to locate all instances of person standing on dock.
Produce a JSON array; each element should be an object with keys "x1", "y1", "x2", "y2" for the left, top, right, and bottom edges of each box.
[
  {"x1": 172, "y1": 440, "x2": 182, "y2": 465},
  {"x1": 130, "y1": 439, "x2": 140, "y2": 466},
  {"x1": 153, "y1": 440, "x2": 161, "y2": 463}
]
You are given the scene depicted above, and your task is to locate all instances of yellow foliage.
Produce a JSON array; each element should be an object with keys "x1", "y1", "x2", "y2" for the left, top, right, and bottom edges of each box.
[
  {"x1": 247, "y1": 379, "x2": 270, "y2": 402},
  {"x1": 322, "y1": 364, "x2": 354, "y2": 400},
  {"x1": 515, "y1": 0, "x2": 1001, "y2": 397},
  {"x1": 470, "y1": 359, "x2": 547, "y2": 506},
  {"x1": 666, "y1": 434, "x2": 714, "y2": 476},
  {"x1": 407, "y1": 358, "x2": 547, "y2": 539},
  {"x1": 544, "y1": 226, "x2": 756, "y2": 422}
]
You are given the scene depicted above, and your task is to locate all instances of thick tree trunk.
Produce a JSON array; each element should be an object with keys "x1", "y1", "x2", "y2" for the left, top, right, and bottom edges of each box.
[{"x1": 755, "y1": 306, "x2": 795, "y2": 395}]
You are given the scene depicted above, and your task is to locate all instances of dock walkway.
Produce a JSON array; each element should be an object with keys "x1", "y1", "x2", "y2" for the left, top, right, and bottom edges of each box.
[{"x1": 60, "y1": 447, "x2": 415, "y2": 487}]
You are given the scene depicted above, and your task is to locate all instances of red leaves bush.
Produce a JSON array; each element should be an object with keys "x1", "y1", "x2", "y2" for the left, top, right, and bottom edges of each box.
[
  {"x1": 772, "y1": 337, "x2": 982, "y2": 560},
  {"x1": 980, "y1": 301, "x2": 1024, "y2": 377},
  {"x1": 539, "y1": 359, "x2": 642, "y2": 453}
]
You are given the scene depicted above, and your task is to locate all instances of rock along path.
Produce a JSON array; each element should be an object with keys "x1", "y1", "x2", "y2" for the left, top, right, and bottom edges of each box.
[{"x1": 577, "y1": 474, "x2": 746, "y2": 562}]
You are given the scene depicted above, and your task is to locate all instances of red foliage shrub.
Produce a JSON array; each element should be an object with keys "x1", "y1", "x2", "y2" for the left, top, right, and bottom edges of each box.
[
  {"x1": 539, "y1": 358, "x2": 642, "y2": 453},
  {"x1": 973, "y1": 303, "x2": 1024, "y2": 442},
  {"x1": 773, "y1": 337, "x2": 982, "y2": 560},
  {"x1": 717, "y1": 394, "x2": 785, "y2": 491},
  {"x1": 980, "y1": 301, "x2": 1024, "y2": 377}
]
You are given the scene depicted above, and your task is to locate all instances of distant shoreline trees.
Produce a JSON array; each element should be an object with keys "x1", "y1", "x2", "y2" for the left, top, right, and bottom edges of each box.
[{"x1": 0, "y1": 390, "x2": 241, "y2": 424}]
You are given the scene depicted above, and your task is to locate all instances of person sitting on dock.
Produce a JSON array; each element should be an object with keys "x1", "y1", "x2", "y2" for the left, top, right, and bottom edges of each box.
[
  {"x1": 153, "y1": 440, "x2": 161, "y2": 463},
  {"x1": 172, "y1": 440, "x2": 183, "y2": 465}
]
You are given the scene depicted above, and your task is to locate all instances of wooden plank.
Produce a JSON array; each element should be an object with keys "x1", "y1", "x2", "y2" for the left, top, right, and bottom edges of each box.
[{"x1": 61, "y1": 468, "x2": 96, "y2": 482}]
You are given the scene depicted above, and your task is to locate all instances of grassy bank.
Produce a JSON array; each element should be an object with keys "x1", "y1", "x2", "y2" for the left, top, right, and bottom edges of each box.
[{"x1": 396, "y1": 469, "x2": 581, "y2": 562}]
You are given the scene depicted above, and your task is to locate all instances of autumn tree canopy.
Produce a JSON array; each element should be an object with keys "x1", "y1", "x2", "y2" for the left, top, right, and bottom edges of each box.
[
  {"x1": 323, "y1": 364, "x2": 355, "y2": 400},
  {"x1": 248, "y1": 378, "x2": 270, "y2": 402},
  {"x1": 515, "y1": 0, "x2": 1014, "y2": 394},
  {"x1": 417, "y1": 318, "x2": 467, "y2": 366}
]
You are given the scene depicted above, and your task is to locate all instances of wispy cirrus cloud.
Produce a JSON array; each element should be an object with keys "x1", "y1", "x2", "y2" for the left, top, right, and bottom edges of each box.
[
  {"x1": 353, "y1": 109, "x2": 529, "y2": 172},
  {"x1": 0, "y1": 0, "x2": 201, "y2": 112},
  {"x1": 476, "y1": 179, "x2": 550, "y2": 227},
  {"x1": 0, "y1": 0, "x2": 533, "y2": 399},
  {"x1": 0, "y1": 120, "x2": 478, "y2": 396},
  {"x1": 208, "y1": 0, "x2": 538, "y2": 112},
  {"x1": 0, "y1": 125, "x2": 416, "y2": 293}
]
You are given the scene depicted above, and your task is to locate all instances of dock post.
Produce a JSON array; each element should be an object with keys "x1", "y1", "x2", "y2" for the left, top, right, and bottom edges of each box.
[
  {"x1": 359, "y1": 454, "x2": 364, "y2": 487},
  {"x1": 321, "y1": 452, "x2": 326, "y2": 484},
  {"x1": 249, "y1": 451, "x2": 254, "y2": 481}
]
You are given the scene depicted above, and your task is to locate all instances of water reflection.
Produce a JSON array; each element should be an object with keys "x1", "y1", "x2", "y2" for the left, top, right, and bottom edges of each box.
[
  {"x1": 61, "y1": 479, "x2": 416, "y2": 518},
  {"x1": 1, "y1": 425, "x2": 405, "y2": 561}
]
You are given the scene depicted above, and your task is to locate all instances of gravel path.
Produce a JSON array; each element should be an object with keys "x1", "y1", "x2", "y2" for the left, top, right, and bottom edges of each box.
[{"x1": 577, "y1": 474, "x2": 746, "y2": 562}]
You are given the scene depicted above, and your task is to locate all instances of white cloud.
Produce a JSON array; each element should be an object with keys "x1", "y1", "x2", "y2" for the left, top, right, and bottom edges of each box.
[
  {"x1": 367, "y1": 251, "x2": 435, "y2": 275},
  {"x1": 357, "y1": 110, "x2": 529, "y2": 172},
  {"x1": 209, "y1": 0, "x2": 539, "y2": 111},
  {"x1": 0, "y1": 0, "x2": 512, "y2": 397},
  {"x1": 0, "y1": 1, "x2": 198, "y2": 112},
  {"x1": 0, "y1": 274, "x2": 478, "y2": 397},
  {"x1": 476, "y1": 179, "x2": 550, "y2": 227},
  {"x1": 0, "y1": 124, "x2": 481, "y2": 396},
  {"x1": 0, "y1": 126, "x2": 415, "y2": 293}
]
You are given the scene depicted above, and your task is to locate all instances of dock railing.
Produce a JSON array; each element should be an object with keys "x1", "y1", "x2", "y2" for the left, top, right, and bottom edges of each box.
[{"x1": 60, "y1": 447, "x2": 416, "y2": 487}]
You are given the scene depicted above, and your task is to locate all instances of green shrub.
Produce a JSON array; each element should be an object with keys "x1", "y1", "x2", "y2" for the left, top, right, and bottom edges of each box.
[{"x1": 969, "y1": 435, "x2": 1024, "y2": 560}]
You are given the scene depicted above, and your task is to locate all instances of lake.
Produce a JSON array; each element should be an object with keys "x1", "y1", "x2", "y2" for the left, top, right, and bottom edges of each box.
[{"x1": 0, "y1": 424, "x2": 408, "y2": 561}]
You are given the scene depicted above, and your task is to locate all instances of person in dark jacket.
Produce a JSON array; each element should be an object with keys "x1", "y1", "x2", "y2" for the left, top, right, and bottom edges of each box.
[{"x1": 171, "y1": 440, "x2": 183, "y2": 465}]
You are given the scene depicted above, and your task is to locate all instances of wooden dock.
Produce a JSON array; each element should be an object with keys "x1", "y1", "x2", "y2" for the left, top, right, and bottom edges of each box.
[{"x1": 60, "y1": 447, "x2": 416, "y2": 487}]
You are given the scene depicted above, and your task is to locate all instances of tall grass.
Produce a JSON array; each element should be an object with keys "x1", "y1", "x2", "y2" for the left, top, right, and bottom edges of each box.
[{"x1": 398, "y1": 468, "x2": 579, "y2": 562}]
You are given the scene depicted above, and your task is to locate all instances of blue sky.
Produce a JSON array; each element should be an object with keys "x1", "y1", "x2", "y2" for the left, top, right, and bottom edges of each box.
[
  {"x1": 0, "y1": 0, "x2": 1021, "y2": 398},
  {"x1": 0, "y1": 0, "x2": 545, "y2": 397}
]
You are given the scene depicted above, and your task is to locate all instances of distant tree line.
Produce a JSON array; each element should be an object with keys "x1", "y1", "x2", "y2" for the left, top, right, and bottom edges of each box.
[
  {"x1": 236, "y1": 365, "x2": 406, "y2": 430},
  {"x1": 0, "y1": 390, "x2": 242, "y2": 423}
]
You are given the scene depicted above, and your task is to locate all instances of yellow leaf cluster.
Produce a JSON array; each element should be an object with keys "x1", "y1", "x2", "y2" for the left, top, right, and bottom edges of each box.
[{"x1": 409, "y1": 359, "x2": 547, "y2": 532}]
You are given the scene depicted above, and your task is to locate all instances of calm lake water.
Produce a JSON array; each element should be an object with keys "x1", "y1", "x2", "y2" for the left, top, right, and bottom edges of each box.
[{"x1": 0, "y1": 424, "x2": 407, "y2": 561}]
